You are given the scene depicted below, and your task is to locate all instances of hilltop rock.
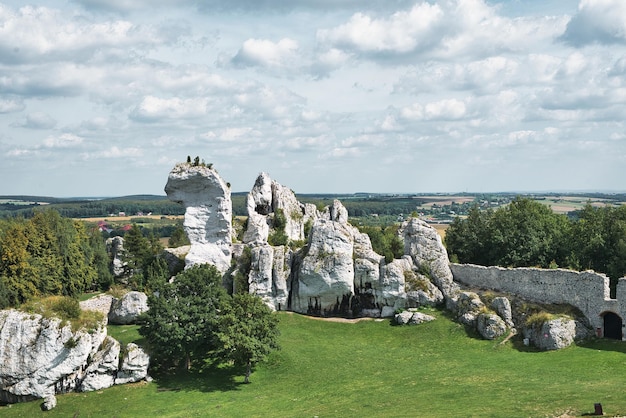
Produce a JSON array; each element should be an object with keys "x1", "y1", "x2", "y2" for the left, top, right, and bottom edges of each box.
[
  {"x1": 165, "y1": 163, "x2": 233, "y2": 273},
  {"x1": 108, "y1": 291, "x2": 149, "y2": 325},
  {"x1": 243, "y1": 173, "x2": 318, "y2": 245}
]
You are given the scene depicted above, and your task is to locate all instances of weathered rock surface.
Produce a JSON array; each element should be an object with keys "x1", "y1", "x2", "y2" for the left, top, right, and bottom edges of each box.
[
  {"x1": 243, "y1": 173, "x2": 318, "y2": 245},
  {"x1": 395, "y1": 310, "x2": 436, "y2": 325},
  {"x1": 399, "y1": 218, "x2": 458, "y2": 300},
  {"x1": 455, "y1": 291, "x2": 485, "y2": 327},
  {"x1": 79, "y1": 293, "x2": 115, "y2": 316},
  {"x1": 80, "y1": 336, "x2": 120, "y2": 392},
  {"x1": 476, "y1": 313, "x2": 507, "y2": 340},
  {"x1": 491, "y1": 297, "x2": 515, "y2": 329},
  {"x1": 108, "y1": 291, "x2": 148, "y2": 325},
  {"x1": 41, "y1": 395, "x2": 57, "y2": 411},
  {"x1": 115, "y1": 343, "x2": 150, "y2": 385},
  {"x1": 106, "y1": 236, "x2": 126, "y2": 277},
  {"x1": 292, "y1": 213, "x2": 355, "y2": 316},
  {"x1": 161, "y1": 246, "x2": 189, "y2": 275},
  {"x1": 0, "y1": 309, "x2": 107, "y2": 403},
  {"x1": 524, "y1": 317, "x2": 576, "y2": 351},
  {"x1": 165, "y1": 163, "x2": 233, "y2": 273}
]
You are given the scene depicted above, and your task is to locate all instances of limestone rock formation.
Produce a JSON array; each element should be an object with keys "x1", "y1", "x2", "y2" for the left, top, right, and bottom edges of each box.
[
  {"x1": 79, "y1": 293, "x2": 115, "y2": 316},
  {"x1": 165, "y1": 163, "x2": 233, "y2": 273},
  {"x1": 248, "y1": 245, "x2": 290, "y2": 311},
  {"x1": 491, "y1": 297, "x2": 515, "y2": 329},
  {"x1": 395, "y1": 310, "x2": 436, "y2": 325},
  {"x1": 80, "y1": 337, "x2": 120, "y2": 392},
  {"x1": 399, "y1": 218, "x2": 458, "y2": 300},
  {"x1": 161, "y1": 246, "x2": 189, "y2": 275},
  {"x1": 106, "y1": 236, "x2": 126, "y2": 277},
  {"x1": 243, "y1": 172, "x2": 318, "y2": 245},
  {"x1": 455, "y1": 291, "x2": 485, "y2": 327},
  {"x1": 41, "y1": 395, "x2": 57, "y2": 411},
  {"x1": 524, "y1": 318, "x2": 576, "y2": 351},
  {"x1": 108, "y1": 291, "x2": 149, "y2": 325},
  {"x1": 0, "y1": 309, "x2": 107, "y2": 403},
  {"x1": 476, "y1": 313, "x2": 507, "y2": 340},
  {"x1": 115, "y1": 343, "x2": 150, "y2": 385},
  {"x1": 292, "y1": 212, "x2": 356, "y2": 316}
]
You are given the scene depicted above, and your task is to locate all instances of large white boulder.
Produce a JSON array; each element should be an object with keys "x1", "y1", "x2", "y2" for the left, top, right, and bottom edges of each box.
[
  {"x1": 0, "y1": 309, "x2": 107, "y2": 402},
  {"x1": 115, "y1": 343, "x2": 150, "y2": 385},
  {"x1": 80, "y1": 336, "x2": 120, "y2": 392},
  {"x1": 165, "y1": 163, "x2": 233, "y2": 273},
  {"x1": 108, "y1": 291, "x2": 149, "y2": 325}
]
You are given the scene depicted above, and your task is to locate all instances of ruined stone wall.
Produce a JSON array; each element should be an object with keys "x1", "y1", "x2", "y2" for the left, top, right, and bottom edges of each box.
[{"x1": 450, "y1": 263, "x2": 625, "y2": 331}]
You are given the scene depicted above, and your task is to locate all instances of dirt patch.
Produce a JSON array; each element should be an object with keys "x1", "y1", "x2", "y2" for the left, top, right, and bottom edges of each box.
[{"x1": 284, "y1": 312, "x2": 385, "y2": 323}]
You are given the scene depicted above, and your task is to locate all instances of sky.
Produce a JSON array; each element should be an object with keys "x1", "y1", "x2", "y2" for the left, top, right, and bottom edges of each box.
[{"x1": 1, "y1": 0, "x2": 625, "y2": 197}]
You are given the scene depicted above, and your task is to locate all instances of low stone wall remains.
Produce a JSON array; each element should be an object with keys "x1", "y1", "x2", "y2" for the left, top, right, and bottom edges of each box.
[{"x1": 450, "y1": 263, "x2": 626, "y2": 331}]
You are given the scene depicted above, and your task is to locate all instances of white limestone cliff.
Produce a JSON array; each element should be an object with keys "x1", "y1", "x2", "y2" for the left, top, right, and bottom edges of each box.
[
  {"x1": 165, "y1": 163, "x2": 233, "y2": 273},
  {"x1": 243, "y1": 172, "x2": 318, "y2": 245}
]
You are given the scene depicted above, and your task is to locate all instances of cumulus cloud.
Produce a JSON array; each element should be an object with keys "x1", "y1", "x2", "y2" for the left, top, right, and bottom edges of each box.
[
  {"x1": 43, "y1": 133, "x2": 84, "y2": 148},
  {"x1": 130, "y1": 96, "x2": 210, "y2": 121},
  {"x1": 561, "y1": 0, "x2": 626, "y2": 46},
  {"x1": 0, "y1": 98, "x2": 25, "y2": 113},
  {"x1": 317, "y1": 0, "x2": 567, "y2": 61},
  {"x1": 232, "y1": 38, "x2": 299, "y2": 68},
  {"x1": 13, "y1": 112, "x2": 57, "y2": 129},
  {"x1": 0, "y1": 4, "x2": 179, "y2": 64}
]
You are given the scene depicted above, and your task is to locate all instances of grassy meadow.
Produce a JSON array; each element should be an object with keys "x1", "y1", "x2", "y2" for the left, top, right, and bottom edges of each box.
[{"x1": 3, "y1": 310, "x2": 626, "y2": 417}]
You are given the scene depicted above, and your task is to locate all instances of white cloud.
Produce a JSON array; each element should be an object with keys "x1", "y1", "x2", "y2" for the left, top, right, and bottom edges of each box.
[
  {"x1": 317, "y1": 0, "x2": 567, "y2": 61},
  {"x1": 0, "y1": 98, "x2": 24, "y2": 113},
  {"x1": 0, "y1": 5, "x2": 172, "y2": 64},
  {"x1": 131, "y1": 96, "x2": 209, "y2": 121},
  {"x1": 232, "y1": 38, "x2": 299, "y2": 68},
  {"x1": 561, "y1": 0, "x2": 626, "y2": 46},
  {"x1": 43, "y1": 133, "x2": 83, "y2": 148},
  {"x1": 13, "y1": 112, "x2": 57, "y2": 129}
]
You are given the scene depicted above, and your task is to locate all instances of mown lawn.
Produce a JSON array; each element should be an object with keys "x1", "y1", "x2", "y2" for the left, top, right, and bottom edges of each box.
[{"x1": 3, "y1": 310, "x2": 626, "y2": 417}]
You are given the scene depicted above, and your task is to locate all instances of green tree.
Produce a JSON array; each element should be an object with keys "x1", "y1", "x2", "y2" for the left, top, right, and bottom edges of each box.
[
  {"x1": 139, "y1": 264, "x2": 229, "y2": 371},
  {"x1": 215, "y1": 292, "x2": 280, "y2": 383},
  {"x1": 168, "y1": 225, "x2": 190, "y2": 247}
]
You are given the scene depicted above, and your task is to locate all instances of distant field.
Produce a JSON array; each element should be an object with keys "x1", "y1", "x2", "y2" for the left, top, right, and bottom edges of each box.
[
  {"x1": 430, "y1": 223, "x2": 449, "y2": 239},
  {"x1": 77, "y1": 215, "x2": 183, "y2": 222},
  {"x1": 536, "y1": 197, "x2": 624, "y2": 214},
  {"x1": 417, "y1": 196, "x2": 475, "y2": 209}
]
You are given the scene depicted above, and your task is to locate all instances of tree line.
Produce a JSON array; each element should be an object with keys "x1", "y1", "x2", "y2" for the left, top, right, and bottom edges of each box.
[
  {"x1": 0, "y1": 210, "x2": 112, "y2": 308},
  {"x1": 445, "y1": 197, "x2": 626, "y2": 291}
]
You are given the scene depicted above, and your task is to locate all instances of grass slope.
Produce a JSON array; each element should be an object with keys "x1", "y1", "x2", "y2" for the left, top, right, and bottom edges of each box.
[{"x1": 3, "y1": 310, "x2": 626, "y2": 417}]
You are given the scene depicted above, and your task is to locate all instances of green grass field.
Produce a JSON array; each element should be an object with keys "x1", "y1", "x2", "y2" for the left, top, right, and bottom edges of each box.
[{"x1": 3, "y1": 310, "x2": 626, "y2": 417}]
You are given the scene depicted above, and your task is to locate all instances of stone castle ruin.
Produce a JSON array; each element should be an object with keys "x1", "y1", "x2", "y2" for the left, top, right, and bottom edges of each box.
[{"x1": 164, "y1": 162, "x2": 626, "y2": 346}]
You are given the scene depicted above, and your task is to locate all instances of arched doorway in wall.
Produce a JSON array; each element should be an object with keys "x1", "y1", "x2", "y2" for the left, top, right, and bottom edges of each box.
[{"x1": 603, "y1": 312, "x2": 623, "y2": 340}]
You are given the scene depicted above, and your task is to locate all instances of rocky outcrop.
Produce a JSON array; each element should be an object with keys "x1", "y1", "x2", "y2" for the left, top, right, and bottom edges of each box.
[
  {"x1": 106, "y1": 236, "x2": 126, "y2": 277},
  {"x1": 395, "y1": 310, "x2": 436, "y2": 325},
  {"x1": 161, "y1": 246, "x2": 189, "y2": 276},
  {"x1": 108, "y1": 291, "x2": 149, "y2": 325},
  {"x1": 243, "y1": 173, "x2": 318, "y2": 245},
  {"x1": 476, "y1": 313, "x2": 507, "y2": 340},
  {"x1": 292, "y1": 212, "x2": 356, "y2": 316},
  {"x1": 0, "y1": 309, "x2": 150, "y2": 406},
  {"x1": 80, "y1": 337, "x2": 120, "y2": 392},
  {"x1": 399, "y1": 218, "x2": 458, "y2": 300},
  {"x1": 455, "y1": 291, "x2": 485, "y2": 327},
  {"x1": 165, "y1": 163, "x2": 233, "y2": 273},
  {"x1": 524, "y1": 318, "x2": 576, "y2": 351},
  {"x1": 115, "y1": 343, "x2": 150, "y2": 385},
  {"x1": 0, "y1": 309, "x2": 107, "y2": 403},
  {"x1": 491, "y1": 297, "x2": 515, "y2": 329}
]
